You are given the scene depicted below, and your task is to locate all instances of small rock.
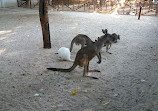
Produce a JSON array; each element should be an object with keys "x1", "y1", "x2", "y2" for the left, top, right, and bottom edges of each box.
[
  {"x1": 34, "y1": 93, "x2": 40, "y2": 97},
  {"x1": 57, "y1": 104, "x2": 63, "y2": 107},
  {"x1": 52, "y1": 105, "x2": 57, "y2": 109},
  {"x1": 141, "y1": 79, "x2": 146, "y2": 82},
  {"x1": 39, "y1": 89, "x2": 44, "y2": 91},
  {"x1": 113, "y1": 93, "x2": 119, "y2": 97}
]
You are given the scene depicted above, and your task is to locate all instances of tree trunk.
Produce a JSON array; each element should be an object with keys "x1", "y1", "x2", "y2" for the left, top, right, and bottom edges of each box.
[{"x1": 39, "y1": 0, "x2": 51, "y2": 48}]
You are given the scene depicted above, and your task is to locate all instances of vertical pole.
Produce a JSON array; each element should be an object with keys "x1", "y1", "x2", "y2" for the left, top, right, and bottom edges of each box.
[
  {"x1": 73, "y1": 0, "x2": 74, "y2": 10},
  {"x1": 57, "y1": 0, "x2": 59, "y2": 11},
  {"x1": 100, "y1": 0, "x2": 102, "y2": 11},
  {"x1": 78, "y1": 0, "x2": 80, "y2": 8},
  {"x1": 62, "y1": 0, "x2": 64, "y2": 11},
  {"x1": 136, "y1": 2, "x2": 138, "y2": 14},
  {"x1": 156, "y1": 5, "x2": 158, "y2": 15},
  {"x1": 17, "y1": 0, "x2": 20, "y2": 7},
  {"x1": 39, "y1": 0, "x2": 51, "y2": 48},
  {"x1": 111, "y1": 1, "x2": 112, "y2": 10},
  {"x1": 89, "y1": 1, "x2": 90, "y2": 12},
  {"x1": 52, "y1": 0, "x2": 54, "y2": 8},
  {"x1": 138, "y1": 5, "x2": 142, "y2": 20},
  {"x1": 94, "y1": 0, "x2": 96, "y2": 11},
  {"x1": 30, "y1": 0, "x2": 32, "y2": 8},
  {"x1": 25, "y1": 0, "x2": 29, "y2": 7},
  {"x1": 106, "y1": 0, "x2": 107, "y2": 9}
]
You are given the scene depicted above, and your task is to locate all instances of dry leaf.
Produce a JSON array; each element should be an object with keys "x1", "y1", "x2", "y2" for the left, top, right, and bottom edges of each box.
[
  {"x1": 103, "y1": 102, "x2": 110, "y2": 105},
  {"x1": 71, "y1": 90, "x2": 77, "y2": 95}
]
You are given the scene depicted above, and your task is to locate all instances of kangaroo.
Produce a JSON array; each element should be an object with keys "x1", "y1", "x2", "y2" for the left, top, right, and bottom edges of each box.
[
  {"x1": 102, "y1": 29, "x2": 113, "y2": 54},
  {"x1": 111, "y1": 33, "x2": 120, "y2": 43},
  {"x1": 104, "y1": 37, "x2": 113, "y2": 54},
  {"x1": 70, "y1": 34, "x2": 93, "y2": 52},
  {"x1": 47, "y1": 30, "x2": 110, "y2": 79},
  {"x1": 102, "y1": 29, "x2": 120, "y2": 54}
]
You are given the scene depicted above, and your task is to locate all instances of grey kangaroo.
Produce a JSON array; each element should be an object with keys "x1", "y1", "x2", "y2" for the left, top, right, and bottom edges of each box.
[
  {"x1": 111, "y1": 33, "x2": 120, "y2": 43},
  {"x1": 102, "y1": 29, "x2": 120, "y2": 54},
  {"x1": 47, "y1": 30, "x2": 110, "y2": 79},
  {"x1": 70, "y1": 34, "x2": 93, "y2": 52}
]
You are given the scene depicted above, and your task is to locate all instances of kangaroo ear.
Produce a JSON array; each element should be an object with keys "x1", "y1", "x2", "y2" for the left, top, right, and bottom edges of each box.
[
  {"x1": 102, "y1": 29, "x2": 108, "y2": 34},
  {"x1": 102, "y1": 29, "x2": 105, "y2": 34},
  {"x1": 105, "y1": 29, "x2": 108, "y2": 34}
]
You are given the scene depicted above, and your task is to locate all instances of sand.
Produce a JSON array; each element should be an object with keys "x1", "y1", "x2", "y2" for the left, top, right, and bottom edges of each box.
[{"x1": 0, "y1": 7, "x2": 158, "y2": 111}]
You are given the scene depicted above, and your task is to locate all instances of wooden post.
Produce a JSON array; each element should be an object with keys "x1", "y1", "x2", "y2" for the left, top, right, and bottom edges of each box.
[
  {"x1": 62, "y1": 0, "x2": 64, "y2": 11},
  {"x1": 111, "y1": 1, "x2": 112, "y2": 10},
  {"x1": 156, "y1": 5, "x2": 158, "y2": 16},
  {"x1": 29, "y1": 0, "x2": 33, "y2": 8},
  {"x1": 73, "y1": 0, "x2": 74, "y2": 10},
  {"x1": 93, "y1": 0, "x2": 96, "y2": 11},
  {"x1": 138, "y1": 5, "x2": 142, "y2": 20},
  {"x1": 39, "y1": 0, "x2": 51, "y2": 48},
  {"x1": 106, "y1": 1, "x2": 107, "y2": 9},
  {"x1": 100, "y1": 0, "x2": 102, "y2": 11},
  {"x1": 89, "y1": 2, "x2": 90, "y2": 12},
  {"x1": 68, "y1": 0, "x2": 69, "y2": 6},
  {"x1": 78, "y1": 0, "x2": 80, "y2": 8}
]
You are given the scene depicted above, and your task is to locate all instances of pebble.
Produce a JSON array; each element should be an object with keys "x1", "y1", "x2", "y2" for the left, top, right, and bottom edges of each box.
[{"x1": 34, "y1": 93, "x2": 40, "y2": 97}]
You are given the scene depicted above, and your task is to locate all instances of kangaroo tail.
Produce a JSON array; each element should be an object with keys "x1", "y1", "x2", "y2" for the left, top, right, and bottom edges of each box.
[
  {"x1": 70, "y1": 39, "x2": 75, "y2": 52},
  {"x1": 118, "y1": 35, "x2": 120, "y2": 40},
  {"x1": 47, "y1": 62, "x2": 77, "y2": 72}
]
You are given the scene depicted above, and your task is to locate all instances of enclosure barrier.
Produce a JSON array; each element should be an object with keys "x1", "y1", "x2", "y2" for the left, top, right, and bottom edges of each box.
[{"x1": 17, "y1": 0, "x2": 158, "y2": 16}]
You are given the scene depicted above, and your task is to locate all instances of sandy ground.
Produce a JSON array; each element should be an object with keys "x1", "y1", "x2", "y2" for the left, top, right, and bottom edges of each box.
[{"x1": 0, "y1": 8, "x2": 158, "y2": 111}]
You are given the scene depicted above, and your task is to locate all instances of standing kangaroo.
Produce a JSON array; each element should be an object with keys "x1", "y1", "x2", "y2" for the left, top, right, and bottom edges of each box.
[
  {"x1": 47, "y1": 30, "x2": 109, "y2": 78},
  {"x1": 70, "y1": 34, "x2": 93, "y2": 52}
]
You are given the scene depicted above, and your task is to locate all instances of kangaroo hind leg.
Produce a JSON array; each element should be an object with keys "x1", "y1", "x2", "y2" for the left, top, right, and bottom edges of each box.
[
  {"x1": 81, "y1": 54, "x2": 89, "y2": 76},
  {"x1": 106, "y1": 44, "x2": 112, "y2": 54}
]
